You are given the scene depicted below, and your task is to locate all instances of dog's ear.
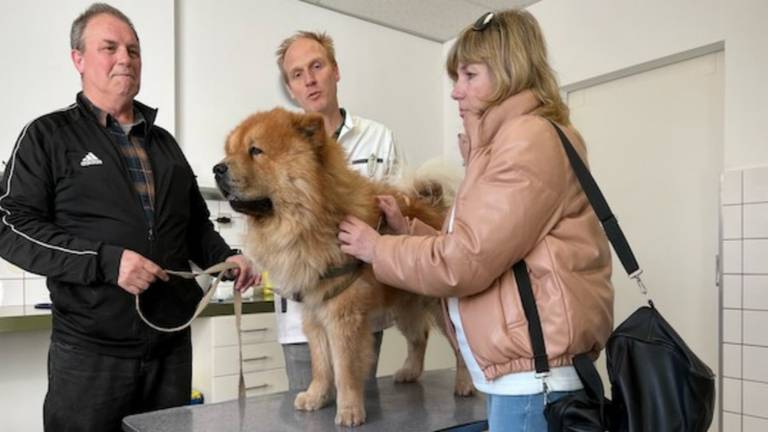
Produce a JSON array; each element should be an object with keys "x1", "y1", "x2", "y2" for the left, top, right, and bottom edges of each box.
[{"x1": 292, "y1": 113, "x2": 326, "y2": 147}]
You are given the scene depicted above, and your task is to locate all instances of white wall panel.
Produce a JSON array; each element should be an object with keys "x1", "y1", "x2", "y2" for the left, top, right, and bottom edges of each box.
[
  {"x1": 0, "y1": 0, "x2": 175, "y2": 168},
  {"x1": 177, "y1": 0, "x2": 443, "y2": 187}
]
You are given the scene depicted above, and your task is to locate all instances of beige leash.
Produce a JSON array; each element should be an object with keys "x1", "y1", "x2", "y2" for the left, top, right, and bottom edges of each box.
[{"x1": 135, "y1": 261, "x2": 248, "y2": 403}]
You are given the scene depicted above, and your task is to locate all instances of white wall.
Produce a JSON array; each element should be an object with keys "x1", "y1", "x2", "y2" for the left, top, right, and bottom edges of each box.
[
  {"x1": 0, "y1": 0, "x2": 175, "y2": 168},
  {"x1": 178, "y1": 0, "x2": 444, "y2": 187},
  {"x1": 440, "y1": 42, "x2": 462, "y2": 164},
  {"x1": 442, "y1": 0, "x2": 768, "y2": 171},
  {"x1": 0, "y1": 330, "x2": 50, "y2": 432},
  {"x1": 0, "y1": 0, "x2": 446, "y2": 188},
  {"x1": 528, "y1": 0, "x2": 768, "y2": 170}
]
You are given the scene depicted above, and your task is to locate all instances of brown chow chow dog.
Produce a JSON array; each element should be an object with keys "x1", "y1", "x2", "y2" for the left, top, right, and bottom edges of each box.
[{"x1": 213, "y1": 108, "x2": 472, "y2": 426}]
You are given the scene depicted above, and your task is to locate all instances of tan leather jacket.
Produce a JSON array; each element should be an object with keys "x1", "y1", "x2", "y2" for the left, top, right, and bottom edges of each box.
[{"x1": 372, "y1": 90, "x2": 614, "y2": 380}]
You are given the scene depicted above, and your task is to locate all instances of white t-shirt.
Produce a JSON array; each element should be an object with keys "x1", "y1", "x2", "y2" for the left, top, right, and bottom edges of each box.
[
  {"x1": 447, "y1": 297, "x2": 583, "y2": 395},
  {"x1": 274, "y1": 109, "x2": 405, "y2": 344},
  {"x1": 445, "y1": 203, "x2": 583, "y2": 395}
]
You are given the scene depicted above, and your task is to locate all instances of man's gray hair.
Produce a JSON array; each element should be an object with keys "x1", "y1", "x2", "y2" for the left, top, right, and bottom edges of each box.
[{"x1": 70, "y1": 3, "x2": 139, "y2": 51}]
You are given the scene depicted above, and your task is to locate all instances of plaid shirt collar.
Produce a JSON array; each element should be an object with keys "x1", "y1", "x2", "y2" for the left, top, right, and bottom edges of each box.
[{"x1": 80, "y1": 94, "x2": 147, "y2": 136}]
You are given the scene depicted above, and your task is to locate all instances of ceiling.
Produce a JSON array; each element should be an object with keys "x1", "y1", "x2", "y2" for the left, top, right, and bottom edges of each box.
[{"x1": 299, "y1": 0, "x2": 541, "y2": 43}]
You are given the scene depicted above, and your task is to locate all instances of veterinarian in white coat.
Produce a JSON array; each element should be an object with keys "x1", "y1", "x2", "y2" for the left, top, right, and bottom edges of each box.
[{"x1": 274, "y1": 30, "x2": 405, "y2": 390}]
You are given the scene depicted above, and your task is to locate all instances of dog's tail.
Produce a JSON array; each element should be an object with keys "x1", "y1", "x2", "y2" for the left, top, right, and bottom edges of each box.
[{"x1": 400, "y1": 157, "x2": 464, "y2": 209}]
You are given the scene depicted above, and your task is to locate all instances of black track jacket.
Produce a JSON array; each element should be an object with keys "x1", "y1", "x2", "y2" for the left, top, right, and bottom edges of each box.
[{"x1": 0, "y1": 93, "x2": 235, "y2": 358}]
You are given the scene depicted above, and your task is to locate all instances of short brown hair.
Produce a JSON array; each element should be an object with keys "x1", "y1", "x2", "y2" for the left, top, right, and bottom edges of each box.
[
  {"x1": 446, "y1": 9, "x2": 569, "y2": 124},
  {"x1": 70, "y1": 3, "x2": 139, "y2": 51},
  {"x1": 275, "y1": 31, "x2": 337, "y2": 83}
]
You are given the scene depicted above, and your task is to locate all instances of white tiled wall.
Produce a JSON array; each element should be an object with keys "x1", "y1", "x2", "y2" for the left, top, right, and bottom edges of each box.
[
  {"x1": 721, "y1": 167, "x2": 768, "y2": 431},
  {"x1": 204, "y1": 196, "x2": 248, "y2": 300},
  {"x1": 0, "y1": 195, "x2": 247, "y2": 312},
  {"x1": 0, "y1": 258, "x2": 47, "y2": 309}
]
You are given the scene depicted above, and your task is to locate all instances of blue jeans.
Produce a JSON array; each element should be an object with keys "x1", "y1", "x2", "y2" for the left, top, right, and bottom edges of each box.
[{"x1": 485, "y1": 390, "x2": 582, "y2": 432}]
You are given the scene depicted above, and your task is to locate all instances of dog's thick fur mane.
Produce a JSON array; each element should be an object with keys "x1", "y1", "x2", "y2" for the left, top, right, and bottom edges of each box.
[{"x1": 233, "y1": 108, "x2": 433, "y2": 301}]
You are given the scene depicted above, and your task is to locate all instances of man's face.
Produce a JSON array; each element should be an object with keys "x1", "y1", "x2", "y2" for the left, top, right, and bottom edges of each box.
[
  {"x1": 71, "y1": 13, "x2": 141, "y2": 104},
  {"x1": 282, "y1": 38, "x2": 340, "y2": 114}
]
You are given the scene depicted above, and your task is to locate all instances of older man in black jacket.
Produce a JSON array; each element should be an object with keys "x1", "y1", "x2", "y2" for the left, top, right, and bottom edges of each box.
[{"x1": 0, "y1": 3, "x2": 257, "y2": 431}]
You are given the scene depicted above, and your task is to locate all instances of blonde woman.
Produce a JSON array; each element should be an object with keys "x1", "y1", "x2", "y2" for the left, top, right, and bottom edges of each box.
[{"x1": 338, "y1": 9, "x2": 614, "y2": 431}]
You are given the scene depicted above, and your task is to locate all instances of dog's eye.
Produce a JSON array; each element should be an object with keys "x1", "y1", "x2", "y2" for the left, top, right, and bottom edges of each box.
[{"x1": 249, "y1": 146, "x2": 263, "y2": 157}]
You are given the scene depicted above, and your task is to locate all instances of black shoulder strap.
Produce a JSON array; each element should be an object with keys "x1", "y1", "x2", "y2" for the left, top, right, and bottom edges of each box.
[
  {"x1": 515, "y1": 258, "x2": 610, "y2": 426},
  {"x1": 513, "y1": 261, "x2": 549, "y2": 374},
  {"x1": 573, "y1": 353, "x2": 607, "y2": 422},
  {"x1": 548, "y1": 121, "x2": 640, "y2": 276},
  {"x1": 515, "y1": 121, "x2": 641, "y2": 375}
]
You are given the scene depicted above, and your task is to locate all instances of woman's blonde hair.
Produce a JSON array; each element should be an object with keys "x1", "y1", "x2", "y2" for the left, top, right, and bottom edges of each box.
[{"x1": 446, "y1": 9, "x2": 570, "y2": 125}]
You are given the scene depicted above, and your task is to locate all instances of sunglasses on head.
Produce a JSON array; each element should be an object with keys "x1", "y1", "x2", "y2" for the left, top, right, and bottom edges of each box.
[{"x1": 472, "y1": 11, "x2": 495, "y2": 31}]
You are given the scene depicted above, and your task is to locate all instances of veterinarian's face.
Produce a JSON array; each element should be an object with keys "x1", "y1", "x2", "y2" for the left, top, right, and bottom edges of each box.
[
  {"x1": 451, "y1": 62, "x2": 493, "y2": 120},
  {"x1": 282, "y1": 38, "x2": 340, "y2": 115},
  {"x1": 71, "y1": 13, "x2": 141, "y2": 103}
]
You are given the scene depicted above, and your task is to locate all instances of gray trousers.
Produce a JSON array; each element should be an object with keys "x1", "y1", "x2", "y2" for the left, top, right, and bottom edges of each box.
[{"x1": 282, "y1": 330, "x2": 384, "y2": 391}]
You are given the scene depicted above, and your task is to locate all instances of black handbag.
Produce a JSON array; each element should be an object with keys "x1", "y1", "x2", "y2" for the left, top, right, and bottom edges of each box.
[
  {"x1": 512, "y1": 122, "x2": 715, "y2": 431},
  {"x1": 606, "y1": 306, "x2": 715, "y2": 431}
]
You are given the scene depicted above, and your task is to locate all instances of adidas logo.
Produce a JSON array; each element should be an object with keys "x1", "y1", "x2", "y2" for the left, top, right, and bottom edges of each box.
[{"x1": 80, "y1": 152, "x2": 103, "y2": 167}]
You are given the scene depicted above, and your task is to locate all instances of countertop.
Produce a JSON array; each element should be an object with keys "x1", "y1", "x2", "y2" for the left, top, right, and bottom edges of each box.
[
  {"x1": 0, "y1": 295, "x2": 275, "y2": 333},
  {"x1": 122, "y1": 369, "x2": 487, "y2": 432}
]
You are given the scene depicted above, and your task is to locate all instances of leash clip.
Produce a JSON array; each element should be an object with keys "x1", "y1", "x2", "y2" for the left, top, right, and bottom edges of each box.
[
  {"x1": 629, "y1": 269, "x2": 647, "y2": 296},
  {"x1": 535, "y1": 371, "x2": 551, "y2": 404}
]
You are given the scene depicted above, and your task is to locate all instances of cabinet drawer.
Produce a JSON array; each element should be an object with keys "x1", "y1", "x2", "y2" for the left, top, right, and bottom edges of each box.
[
  {"x1": 213, "y1": 341, "x2": 284, "y2": 376},
  {"x1": 212, "y1": 368, "x2": 288, "y2": 402},
  {"x1": 212, "y1": 313, "x2": 277, "y2": 347}
]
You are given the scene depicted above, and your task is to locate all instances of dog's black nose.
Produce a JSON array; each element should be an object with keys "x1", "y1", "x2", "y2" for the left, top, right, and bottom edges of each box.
[{"x1": 213, "y1": 163, "x2": 228, "y2": 176}]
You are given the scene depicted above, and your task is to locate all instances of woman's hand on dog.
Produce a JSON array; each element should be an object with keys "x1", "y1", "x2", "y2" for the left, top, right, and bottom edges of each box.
[
  {"x1": 223, "y1": 254, "x2": 261, "y2": 292},
  {"x1": 338, "y1": 216, "x2": 380, "y2": 263},
  {"x1": 376, "y1": 195, "x2": 409, "y2": 235}
]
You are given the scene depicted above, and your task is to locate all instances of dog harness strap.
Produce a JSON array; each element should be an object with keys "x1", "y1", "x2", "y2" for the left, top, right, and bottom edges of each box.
[
  {"x1": 283, "y1": 221, "x2": 378, "y2": 305},
  {"x1": 321, "y1": 271, "x2": 361, "y2": 302},
  {"x1": 319, "y1": 259, "x2": 362, "y2": 280}
]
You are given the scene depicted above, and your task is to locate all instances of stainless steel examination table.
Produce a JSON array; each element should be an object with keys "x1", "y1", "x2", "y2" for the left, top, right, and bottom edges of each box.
[{"x1": 122, "y1": 369, "x2": 487, "y2": 432}]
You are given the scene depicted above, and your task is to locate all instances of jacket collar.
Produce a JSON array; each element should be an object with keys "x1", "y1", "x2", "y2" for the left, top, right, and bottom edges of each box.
[
  {"x1": 458, "y1": 89, "x2": 541, "y2": 163},
  {"x1": 76, "y1": 91, "x2": 158, "y2": 132},
  {"x1": 336, "y1": 107, "x2": 356, "y2": 141}
]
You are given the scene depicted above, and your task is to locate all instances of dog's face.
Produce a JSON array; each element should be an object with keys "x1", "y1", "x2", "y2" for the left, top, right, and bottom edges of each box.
[{"x1": 214, "y1": 108, "x2": 328, "y2": 219}]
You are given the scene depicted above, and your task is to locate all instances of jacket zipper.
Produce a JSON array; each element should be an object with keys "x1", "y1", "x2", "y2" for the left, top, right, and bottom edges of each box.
[
  {"x1": 82, "y1": 104, "x2": 159, "y2": 353},
  {"x1": 90, "y1": 112, "x2": 153, "y2": 251},
  {"x1": 146, "y1": 129, "x2": 157, "y2": 255}
]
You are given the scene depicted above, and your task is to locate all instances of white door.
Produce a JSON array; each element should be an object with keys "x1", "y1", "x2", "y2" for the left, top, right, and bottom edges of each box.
[{"x1": 568, "y1": 51, "x2": 724, "y2": 429}]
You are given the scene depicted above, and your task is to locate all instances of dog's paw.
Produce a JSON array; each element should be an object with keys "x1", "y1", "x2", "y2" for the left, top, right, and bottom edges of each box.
[
  {"x1": 454, "y1": 380, "x2": 475, "y2": 396},
  {"x1": 294, "y1": 391, "x2": 328, "y2": 411},
  {"x1": 393, "y1": 366, "x2": 422, "y2": 383},
  {"x1": 335, "y1": 405, "x2": 366, "y2": 427},
  {"x1": 454, "y1": 370, "x2": 475, "y2": 396}
]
